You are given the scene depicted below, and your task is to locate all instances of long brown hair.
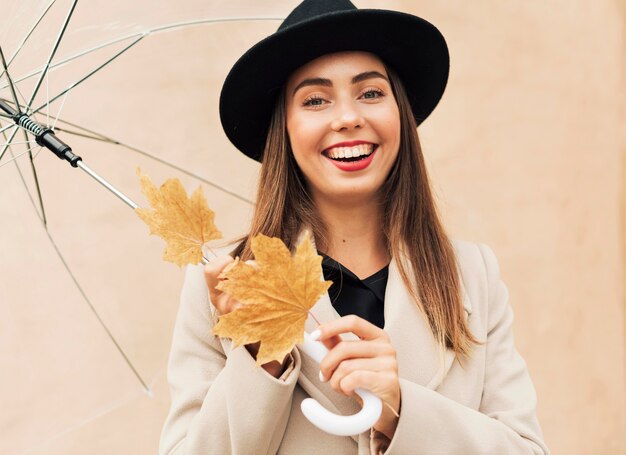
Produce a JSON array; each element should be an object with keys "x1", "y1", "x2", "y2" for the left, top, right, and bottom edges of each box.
[{"x1": 231, "y1": 63, "x2": 481, "y2": 361}]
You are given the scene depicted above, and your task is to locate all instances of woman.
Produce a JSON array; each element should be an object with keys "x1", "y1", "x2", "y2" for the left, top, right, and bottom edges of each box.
[{"x1": 159, "y1": 1, "x2": 550, "y2": 454}]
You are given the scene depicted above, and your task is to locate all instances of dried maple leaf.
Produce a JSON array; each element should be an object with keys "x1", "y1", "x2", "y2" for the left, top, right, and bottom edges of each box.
[
  {"x1": 135, "y1": 169, "x2": 222, "y2": 266},
  {"x1": 213, "y1": 232, "x2": 331, "y2": 365}
]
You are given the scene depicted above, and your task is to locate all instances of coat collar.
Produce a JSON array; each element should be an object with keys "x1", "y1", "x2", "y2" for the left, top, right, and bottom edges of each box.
[{"x1": 297, "y1": 245, "x2": 472, "y2": 441}]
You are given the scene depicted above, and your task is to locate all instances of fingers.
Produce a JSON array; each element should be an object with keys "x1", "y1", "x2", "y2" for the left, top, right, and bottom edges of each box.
[
  {"x1": 204, "y1": 255, "x2": 240, "y2": 316},
  {"x1": 317, "y1": 334, "x2": 342, "y2": 351},
  {"x1": 324, "y1": 356, "x2": 395, "y2": 391},
  {"x1": 323, "y1": 355, "x2": 400, "y2": 416},
  {"x1": 311, "y1": 315, "x2": 399, "y2": 407},
  {"x1": 204, "y1": 258, "x2": 259, "y2": 317},
  {"x1": 339, "y1": 369, "x2": 395, "y2": 396},
  {"x1": 204, "y1": 255, "x2": 233, "y2": 297},
  {"x1": 319, "y1": 339, "x2": 396, "y2": 383},
  {"x1": 314, "y1": 314, "x2": 388, "y2": 343}
]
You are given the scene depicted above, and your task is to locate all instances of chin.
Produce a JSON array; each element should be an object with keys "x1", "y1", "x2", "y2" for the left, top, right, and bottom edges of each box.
[{"x1": 320, "y1": 184, "x2": 382, "y2": 204}]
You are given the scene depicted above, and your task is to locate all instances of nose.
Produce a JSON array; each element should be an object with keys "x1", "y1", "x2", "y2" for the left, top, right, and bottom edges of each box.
[{"x1": 330, "y1": 100, "x2": 365, "y2": 131}]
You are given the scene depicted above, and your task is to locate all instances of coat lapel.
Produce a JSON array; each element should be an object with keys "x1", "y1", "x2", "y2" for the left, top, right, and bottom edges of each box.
[{"x1": 383, "y1": 257, "x2": 472, "y2": 390}]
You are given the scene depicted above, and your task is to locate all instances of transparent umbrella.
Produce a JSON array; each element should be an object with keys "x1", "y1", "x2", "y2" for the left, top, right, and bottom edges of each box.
[{"x1": 0, "y1": 1, "x2": 293, "y2": 453}]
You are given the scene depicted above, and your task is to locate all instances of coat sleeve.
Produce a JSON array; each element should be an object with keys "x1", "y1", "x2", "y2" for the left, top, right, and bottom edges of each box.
[
  {"x1": 372, "y1": 243, "x2": 550, "y2": 455},
  {"x1": 159, "y1": 264, "x2": 301, "y2": 455}
]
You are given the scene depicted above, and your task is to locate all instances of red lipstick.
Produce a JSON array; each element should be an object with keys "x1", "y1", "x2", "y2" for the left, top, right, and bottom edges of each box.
[{"x1": 324, "y1": 148, "x2": 377, "y2": 172}]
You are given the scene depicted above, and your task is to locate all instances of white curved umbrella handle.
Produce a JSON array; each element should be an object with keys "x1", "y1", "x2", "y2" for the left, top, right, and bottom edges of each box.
[{"x1": 298, "y1": 331, "x2": 383, "y2": 436}]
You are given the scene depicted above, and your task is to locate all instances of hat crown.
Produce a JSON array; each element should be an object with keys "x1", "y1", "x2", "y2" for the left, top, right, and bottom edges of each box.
[{"x1": 278, "y1": 0, "x2": 357, "y2": 31}]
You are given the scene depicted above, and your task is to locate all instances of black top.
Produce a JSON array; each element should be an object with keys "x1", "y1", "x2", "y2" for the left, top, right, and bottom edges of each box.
[{"x1": 320, "y1": 253, "x2": 389, "y2": 329}]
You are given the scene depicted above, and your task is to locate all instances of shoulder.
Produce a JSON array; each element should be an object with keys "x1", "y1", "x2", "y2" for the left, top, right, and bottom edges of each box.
[
  {"x1": 451, "y1": 239, "x2": 501, "y2": 280},
  {"x1": 450, "y1": 239, "x2": 504, "y2": 316}
]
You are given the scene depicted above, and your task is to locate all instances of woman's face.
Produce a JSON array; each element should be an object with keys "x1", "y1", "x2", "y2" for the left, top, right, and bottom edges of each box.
[{"x1": 285, "y1": 51, "x2": 401, "y2": 204}]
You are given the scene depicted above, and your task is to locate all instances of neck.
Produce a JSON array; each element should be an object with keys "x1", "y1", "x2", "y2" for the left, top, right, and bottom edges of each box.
[{"x1": 313, "y1": 194, "x2": 389, "y2": 279}]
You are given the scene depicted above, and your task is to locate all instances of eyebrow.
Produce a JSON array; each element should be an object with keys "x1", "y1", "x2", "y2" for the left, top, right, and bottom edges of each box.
[{"x1": 291, "y1": 71, "x2": 389, "y2": 96}]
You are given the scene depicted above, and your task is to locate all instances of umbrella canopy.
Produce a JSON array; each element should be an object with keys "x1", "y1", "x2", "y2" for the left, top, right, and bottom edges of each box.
[{"x1": 0, "y1": 1, "x2": 300, "y2": 453}]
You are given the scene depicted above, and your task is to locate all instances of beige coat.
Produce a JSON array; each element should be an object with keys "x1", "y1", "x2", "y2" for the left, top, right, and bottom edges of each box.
[{"x1": 159, "y1": 240, "x2": 550, "y2": 454}]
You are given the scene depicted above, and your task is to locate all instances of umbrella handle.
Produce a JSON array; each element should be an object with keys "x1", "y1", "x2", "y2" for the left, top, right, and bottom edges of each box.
[{"x1": 297, "y1": 331, "x2": 383, "y2": 436}]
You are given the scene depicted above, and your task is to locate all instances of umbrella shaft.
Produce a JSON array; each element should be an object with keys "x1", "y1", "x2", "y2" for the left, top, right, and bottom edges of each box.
[
  {"x1": 76, "y1": 163, "x2": 211, "y2": 264},
  {"x1": 72, "y1": 162, "x2": 214, "y2": 264},
  {"x1": 77, "y1": 161, "x2": 138, "y2": 210}
]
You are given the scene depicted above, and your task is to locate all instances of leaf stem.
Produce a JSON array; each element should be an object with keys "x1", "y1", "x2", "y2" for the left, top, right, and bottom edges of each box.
[
  {"x1": 308, "y1": 310, "x2": 321, "y2": 326},
  {"x1": 201, "y1": 244, "x2": 219, "y2": 264}
]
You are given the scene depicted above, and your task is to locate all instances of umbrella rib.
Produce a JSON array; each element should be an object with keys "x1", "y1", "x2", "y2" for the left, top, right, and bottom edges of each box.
[
  {"x1": 50, "y1": 125, "x2": 110, "y2": 142},
  {"x1": 2, "y1": 119, "x2": 44, "y2": 222},
  {"x1": 25, "y1": 0, "x2": 78, "y2": 114},
  {"x1": 0, "y1": 123, "x2": 14, "y2": 135},
  {"x1": 30, "y1": 35, "x2": 145, "y2": 116},
  {"x1": 146, "y1": 16, "x2": 283, "y2": 35},
  {"x1": 53, "y1": 121, "x2": 255, "y2": 205},
  {"x1": 0, "y1": 46, "x2": 22, "y2": 114},
  {"x1": 0, "y1": 144, "x2": 41, "y2": 169},
  {"x1": 1, "y1": 34, "x2": 141, "y2": 92},
  {"x1": 21, "y1": 128, "x2": 47, "y2": 225},
  {"x1": 0, "y1": 139, "x2": 36, "y2": 146},
  {"x1": 0, "y1": 17, "x2": 283, "y2": 93},
  {"x1": 5, "y1": 128, "x2": 150, "y2": 394},
  {"x1": 8, "y1": 150, "x2": 45, "y2": 222},
  {"x1": 0, "y1": 125, "x2": 19, "y2": 163},
  {"x1": 40, "y1": 227, "x2": 153, "y2": 395},
  {"x1": 50, "y1": 88, "x2": 69, "y2": 131},
  {"x1": 1, "y1": 0, "x2": 57, "y2": 73}
]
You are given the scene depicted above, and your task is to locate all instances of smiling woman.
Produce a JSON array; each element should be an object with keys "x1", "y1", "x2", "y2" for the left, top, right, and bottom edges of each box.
[
  {"x1": 285, "y1": 52, "x2": 400, "y2": 205},
  {"x1": 159, "y1": 1, "x2": 551, "y2": 454}
]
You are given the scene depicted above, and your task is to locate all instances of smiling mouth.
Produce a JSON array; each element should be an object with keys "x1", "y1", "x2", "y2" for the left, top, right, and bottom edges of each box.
[{"x1": 322, "y1": 144, "x2": 378, "y2": 162}]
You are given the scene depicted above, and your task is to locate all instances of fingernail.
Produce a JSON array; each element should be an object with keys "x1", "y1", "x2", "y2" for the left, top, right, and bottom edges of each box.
[
  {"x1": 310, "y1": 329, "x2": 321, "y2": 341},
  {"x1": 319, "y1": 371, "x2": 327, "y2": 382}
]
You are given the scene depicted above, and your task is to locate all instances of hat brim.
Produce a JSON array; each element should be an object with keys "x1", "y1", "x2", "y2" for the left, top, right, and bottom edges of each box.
[{"x1": 219, "y1": 9, "x2": 449, "y2": 161}]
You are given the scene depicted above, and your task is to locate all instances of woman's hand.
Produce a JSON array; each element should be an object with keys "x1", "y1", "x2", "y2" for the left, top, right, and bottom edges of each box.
[
  {"x1": 204, "y1": 255, "x2": 288, "y2": 378},
  {"x1": 312, "y1": 315, "x2": 401, "y2": 439},
  {"x1": 204, "y1": 255, "x2": 241, "y2": 316}
]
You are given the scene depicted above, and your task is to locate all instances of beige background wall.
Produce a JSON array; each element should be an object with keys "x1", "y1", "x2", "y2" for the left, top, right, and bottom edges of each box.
[{"x1": 1, "y1": 1, "x2": 625, "y2": 454}]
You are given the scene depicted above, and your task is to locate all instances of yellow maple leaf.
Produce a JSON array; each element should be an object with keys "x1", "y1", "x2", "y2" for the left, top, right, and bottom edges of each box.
[
  {"x1": 135, "y1": 169, "x2": 222, "y2": 266},
  {"x1": 213, "y1": 232, "x2": 331, "y2": 365}
]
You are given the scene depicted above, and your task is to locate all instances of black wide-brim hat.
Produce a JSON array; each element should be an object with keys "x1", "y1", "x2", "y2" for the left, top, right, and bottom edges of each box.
[{"x1": 219, "y1": 0, "x2": 449, "y2": 162}]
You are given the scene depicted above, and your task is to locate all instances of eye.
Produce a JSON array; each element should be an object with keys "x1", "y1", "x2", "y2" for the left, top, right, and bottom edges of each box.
[
  {"x1": 302, "y1": 95, "x2": 326, "y2": 107},
  {"x1": 361, "y1": 88, "x2": 384, "y2": 100}
]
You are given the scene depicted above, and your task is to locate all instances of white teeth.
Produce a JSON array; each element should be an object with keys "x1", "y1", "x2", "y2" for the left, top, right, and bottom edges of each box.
[{"x1": 326, "y1": 144, "x2": 375, "y2": 159}]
